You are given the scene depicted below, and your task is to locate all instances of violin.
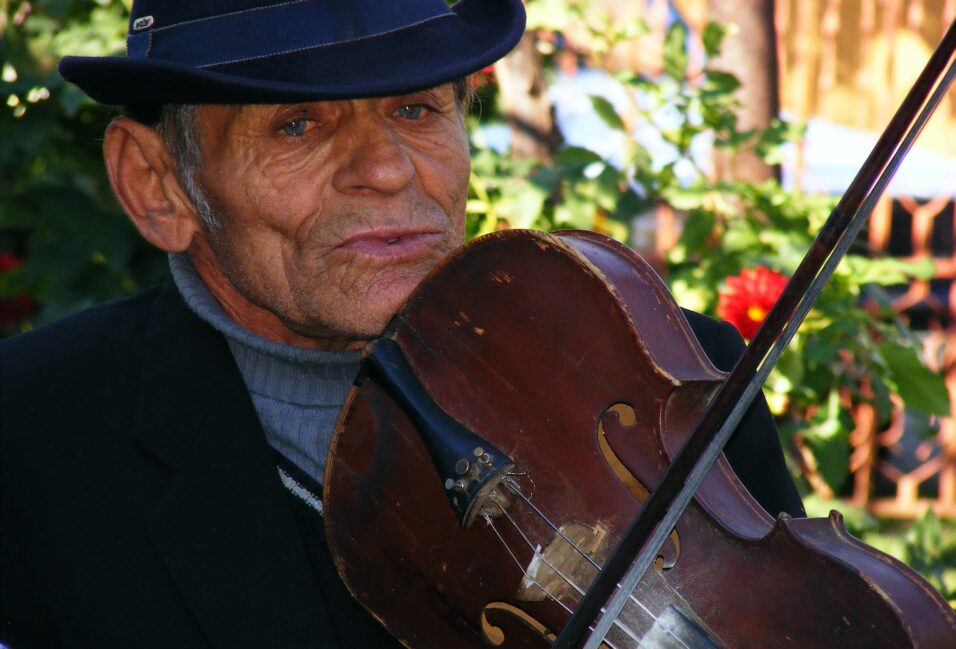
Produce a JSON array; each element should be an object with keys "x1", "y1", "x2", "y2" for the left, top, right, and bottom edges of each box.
[
  {"x1": 325, "y1": 229, "x2": 956, "y2": 648},
  {"x1": 323, "y1": 20, "x2": 956, "y2": 649}
]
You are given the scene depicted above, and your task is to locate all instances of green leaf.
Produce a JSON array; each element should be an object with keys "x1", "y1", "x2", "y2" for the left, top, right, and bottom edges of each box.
[
  {"x1": 840, "y1": 256, "x2": 935, "y2": 285},
  {"x1": 662, "y1": 22, "x2": 689, "y2": 79},
  {"x1": 525, "y1": 0, "x2": 578, "y2": 31},
  {"x1": 662, "y1": 186, "x2": 707, "y2": 211},
  {"x1": 701, "y1": 21, "x2": 728, "y2": 58},
  {"x1": 589, "y1": 96, "x2": 625, "y2": 132},
  {"x1": 721, "y1": 225, "x2": 760, "y2": 252},
  {"x1": 554, "y1": 193, "x2": 597, "y2": 230},
  {"x1": 673, "y1": 210, "x2": 715, "y2": 253},
  {"x1": 555, "y1": 146, "x2": 604, "y2": 167},
  {"x1": 869, "y1": 373, "x2": 894, "y2": 423},
  {"x1": 618, "y1": 19, "x2": 650, "y2": 41},
  {"x1": 715, "y1": 126, "x2": 755, "y2": 149},
  {"x1": 802, "y1": 390, "x2": 853, "y2": 492},
  {"x1": 876, "y1": 342, "x2": 950, "y2": 416},
  {"x1": 593, "y1": 166, "x2": 624, "y2": 211},
  {"x1": 611, "y1": 188, "x2": 648, "y2": 222},
  {"x1": 497, "y1": 180, "x2": 548, "y2": 229},
  {"x1": 904, "y1": 510, "x2": 948, "y2": 587},
  {"x1": 704, "y1": 69, "x2": 741, "y2": 96},
  {"x1": 804, "y1": 336, "x2": 840, "y2": 364},
  {"x1": 801, "y1": 495, "x2": 879, "y2": 536}
]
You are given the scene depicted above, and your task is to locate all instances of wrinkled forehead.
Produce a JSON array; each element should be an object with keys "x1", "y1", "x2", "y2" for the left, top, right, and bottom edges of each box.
[
  {"x1": 129, "y1": 79, "x2": 471, "y2": 131},
  {"x1": 200, "y1": 81, "x2": 462, "y2": 128}
]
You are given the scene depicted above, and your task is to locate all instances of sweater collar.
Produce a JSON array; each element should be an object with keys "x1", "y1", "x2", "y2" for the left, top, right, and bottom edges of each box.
[{"x1": 168, "y1": 252, "x2": 360, "y2": 406}]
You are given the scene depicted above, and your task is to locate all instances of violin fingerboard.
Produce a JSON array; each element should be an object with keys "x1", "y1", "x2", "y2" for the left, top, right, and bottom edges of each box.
[{"x1": 642, "y1": 606, "x2": 724, "y2": 649}]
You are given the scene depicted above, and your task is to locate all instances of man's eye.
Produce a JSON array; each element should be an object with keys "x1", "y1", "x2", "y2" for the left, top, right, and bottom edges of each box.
[
  {"x1": 395, "y1": 104, "x2": 426, "y2": 120},
  {"x1": 281, "y1": 119, "x2": 311, "y2": 136}
]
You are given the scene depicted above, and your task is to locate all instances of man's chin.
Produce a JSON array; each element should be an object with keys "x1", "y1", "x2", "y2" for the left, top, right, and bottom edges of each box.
[
  {"x1": 294, "y1": 299, "x2": 410, "y2": 349},
  {"x1": 366, "y1": 270, "x2": 432, "y2": 315},
  {"x1": 292, "y1": 266, "x2": 441, "y2": 347}
]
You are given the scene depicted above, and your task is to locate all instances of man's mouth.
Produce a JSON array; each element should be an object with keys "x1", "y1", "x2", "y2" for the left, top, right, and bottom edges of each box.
[{"x1": 335, "y1": 229, "x2": 445, "y2": 260}]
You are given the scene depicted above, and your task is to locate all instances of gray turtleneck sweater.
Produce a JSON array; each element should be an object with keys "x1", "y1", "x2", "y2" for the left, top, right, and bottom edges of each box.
[{"x1": 169, "y1": 253, "x2": 360, "y2": 486}]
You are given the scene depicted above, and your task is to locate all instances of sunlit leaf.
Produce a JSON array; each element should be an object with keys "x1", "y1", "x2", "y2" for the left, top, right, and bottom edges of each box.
[
  {"x1": 555, "y1": 146, "x2": 604, "y2": 166},
  {"x1": 589, "y1": 95, "x2": 625, "y2": 132},
  {"x1": 701, "y1": 21, "x2": 728, "y2": 58},
  {"x1": 802, "y1": 391, "x2": 853, "y2": 492},
  {"x1": 841, "y1": 256, "x2": 935, "y2": 285},
  {"x1": 877, "y1": 342, "x2": 949, "y2": 416},
  {"x1": 662, "y1": 22, "x2": 688, "y2": 79},
  {"x1": 801, "y1": 495, "x2": 878, "y2": 536},
  {"x1": 703, "y1": 69, "x2": 740, "y2": 95}
]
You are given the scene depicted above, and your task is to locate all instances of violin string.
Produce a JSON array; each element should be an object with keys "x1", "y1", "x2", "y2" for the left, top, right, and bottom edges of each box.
[
  {"x1": 502, "y1": 477, "x2": 693, "y2": 649},
  {"x1": 480, "y1": 512, "x2": 627, "y2": 649},
  {"x1": 495, "y1": 482, "x2": 693, "y2": 649},
  {"x1": 490, "y1": 500, "x2": 690, "y2": 649},
  {"x1": 491, "y1": 502, "x2": 644, "y2": 646},
  {"x1": 504, "y1": 476, "x2": 603, "y2": 571}
]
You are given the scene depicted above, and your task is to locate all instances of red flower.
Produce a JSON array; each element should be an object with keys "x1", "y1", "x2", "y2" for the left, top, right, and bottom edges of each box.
[
  {"x1": 716, "y1": 266, "x2": 788, "y2": 340},
  {"x1": 0, "y1": 250, "x2": 34, "y2": 328},
  {"x1": 0, "y1": 250, "x2": 24, "y2": 272}
]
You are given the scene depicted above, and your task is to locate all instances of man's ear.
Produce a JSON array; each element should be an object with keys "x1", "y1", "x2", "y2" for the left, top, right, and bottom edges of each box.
[{"x1": 103, "y1": 116, "x2": 201, "y2": 253}]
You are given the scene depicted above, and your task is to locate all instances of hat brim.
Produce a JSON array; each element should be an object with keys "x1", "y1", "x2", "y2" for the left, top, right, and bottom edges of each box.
[{"x1": 58, "y1": 0, "x2": 525, "y2": 105}]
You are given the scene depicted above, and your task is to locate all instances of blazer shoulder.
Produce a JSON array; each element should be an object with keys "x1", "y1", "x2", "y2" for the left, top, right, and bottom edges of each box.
[
  {"x1": 0, "y1": 282, "x2": 178, "y2": 481},
  {"x1": 0, "y1": 283, "x2": 165, "y2": 380},
  {"x1": 680, "y1": 308, "x2": 745, "y2": 373}
]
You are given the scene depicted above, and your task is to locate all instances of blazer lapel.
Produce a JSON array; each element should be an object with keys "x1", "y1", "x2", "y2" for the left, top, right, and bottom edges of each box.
[{"x1": 131, "y1": 281, "x2": 334, "y2": 649}]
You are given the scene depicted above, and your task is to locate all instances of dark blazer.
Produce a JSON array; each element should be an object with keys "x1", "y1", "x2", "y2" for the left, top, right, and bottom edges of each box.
[{"x1": 0, "y1": 280, "x2": 802, "y2": 648}]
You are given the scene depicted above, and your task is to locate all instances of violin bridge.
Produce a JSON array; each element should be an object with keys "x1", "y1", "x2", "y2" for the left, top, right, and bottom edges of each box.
[{"x1": 516, "y1": 521, "x2": 608, "y2": 602}]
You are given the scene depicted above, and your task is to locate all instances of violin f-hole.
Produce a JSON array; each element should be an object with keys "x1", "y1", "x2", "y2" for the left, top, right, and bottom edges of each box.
[
  {"x1": 598, "y1": 403, "x2": 681, "y2": 569},
  {"x1": 480, "y1": 602, "x2": 613, "y2": 648}
]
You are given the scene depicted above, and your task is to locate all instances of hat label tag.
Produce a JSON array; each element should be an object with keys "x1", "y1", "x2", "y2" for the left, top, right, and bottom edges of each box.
[{"x1": 132, "y1": 16, "x2": 154, "y2": 32}]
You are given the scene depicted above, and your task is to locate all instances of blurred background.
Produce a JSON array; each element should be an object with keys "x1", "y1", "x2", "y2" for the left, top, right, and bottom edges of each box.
[{"x1": 2, "y1": 0, "x2": 955, "y2": 605}]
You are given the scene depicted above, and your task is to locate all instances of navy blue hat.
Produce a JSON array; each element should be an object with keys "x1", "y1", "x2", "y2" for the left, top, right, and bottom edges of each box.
[{"x1": 58, "y1": 0, "x2": 525, "y2": 105}]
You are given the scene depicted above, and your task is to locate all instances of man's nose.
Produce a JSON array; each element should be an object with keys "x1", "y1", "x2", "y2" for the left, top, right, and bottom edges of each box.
[{"x1": 331, "y1": 116, "x2": 416, "y2": 196}]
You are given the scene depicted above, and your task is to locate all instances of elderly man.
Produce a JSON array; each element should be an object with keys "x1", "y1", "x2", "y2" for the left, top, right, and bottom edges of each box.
[{"x1": 0, "y1": 1, "x2": 803, "y2": 647}]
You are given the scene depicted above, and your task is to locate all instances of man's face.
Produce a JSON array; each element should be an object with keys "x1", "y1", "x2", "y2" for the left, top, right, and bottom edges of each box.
[{"x1": 188, "y1": 84, "x2": 470, "y2": 349}]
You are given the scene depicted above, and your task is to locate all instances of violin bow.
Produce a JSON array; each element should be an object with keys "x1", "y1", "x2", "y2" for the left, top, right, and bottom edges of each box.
[{"x1": 554, "y1": 19, "x2": 956, "y2": 649}]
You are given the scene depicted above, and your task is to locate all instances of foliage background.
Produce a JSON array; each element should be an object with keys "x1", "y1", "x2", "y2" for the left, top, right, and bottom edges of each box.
[
  {"x1": 1, "y1": 0, "x2": 164, "y2": 327},
  {"x1": 2, "y1": 0, "x2": 953, "y2": 602}
]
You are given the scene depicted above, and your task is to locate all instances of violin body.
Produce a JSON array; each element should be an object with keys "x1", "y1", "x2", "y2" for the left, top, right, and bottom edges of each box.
[{"x1": 325, "y1": 229, "x2": 956, "y2": 648}]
